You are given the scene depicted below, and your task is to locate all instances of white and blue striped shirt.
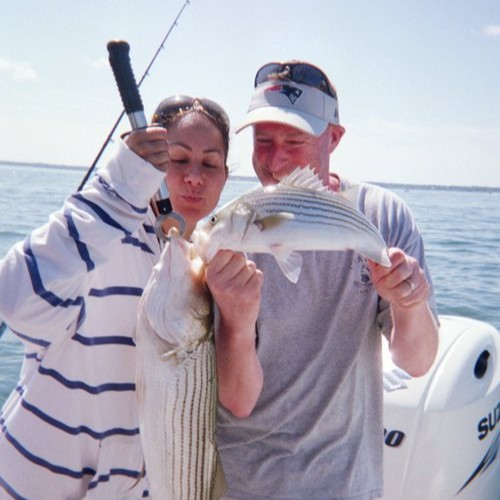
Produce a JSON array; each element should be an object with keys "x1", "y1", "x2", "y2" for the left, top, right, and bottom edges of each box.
[{"x1": 0, "y1": 140, "x2": 165, "y2": 499}]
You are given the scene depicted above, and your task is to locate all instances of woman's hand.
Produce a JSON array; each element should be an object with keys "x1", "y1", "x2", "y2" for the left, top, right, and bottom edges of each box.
[
  {"x1": 205, "y1": 250, "x2": 264, "y2": 417},
  {"x1": 124, "y1": 126, "x2": 170, "y2": 172},
  {"x1": 205, "y1": 250, "x2": 263, "y2": 332}
]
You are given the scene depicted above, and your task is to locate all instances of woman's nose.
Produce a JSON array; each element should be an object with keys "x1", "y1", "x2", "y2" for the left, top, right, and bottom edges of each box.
[{"x1": 185, "y1": 163, "x2": 203, "y2": 185}]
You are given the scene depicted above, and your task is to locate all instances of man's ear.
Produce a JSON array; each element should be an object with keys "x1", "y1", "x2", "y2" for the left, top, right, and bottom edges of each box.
[{"x1": 329, "y1": 125, "x2": 345, "y2": 153}]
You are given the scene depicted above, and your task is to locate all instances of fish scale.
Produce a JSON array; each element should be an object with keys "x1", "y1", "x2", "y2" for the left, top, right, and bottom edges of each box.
[
  {"x1": 194, "y1": 166, "x2": 391, "y2": 283},
  {"x1": 247, "y1": 188, "x2": 384, "y2": 240},
  {"x1": 166, "y1": 343, "x2": 219, "y2": 500},
  {"x1": 135, "y1": 230, "x2": 226, "y2": 500}
]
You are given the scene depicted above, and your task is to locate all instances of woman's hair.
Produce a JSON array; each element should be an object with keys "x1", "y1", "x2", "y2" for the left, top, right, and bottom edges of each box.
[{"x1": 152, "y1": 96, "x2": 230, "y2": 163}]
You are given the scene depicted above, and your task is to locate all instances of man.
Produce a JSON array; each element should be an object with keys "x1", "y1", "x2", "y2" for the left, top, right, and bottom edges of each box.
[{"x1": 207, "y1": 61, "x2": 439, "y2": 500}]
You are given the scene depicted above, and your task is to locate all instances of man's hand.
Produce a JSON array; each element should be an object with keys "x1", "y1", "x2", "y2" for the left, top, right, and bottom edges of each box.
[{"x1": 369, "y1": 247, "x2": 430, "y2": 309}]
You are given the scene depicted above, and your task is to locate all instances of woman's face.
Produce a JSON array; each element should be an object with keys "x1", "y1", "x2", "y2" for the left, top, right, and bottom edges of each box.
[{"x1": 165, "y1": 112, "x2": 228, "y2": 237}]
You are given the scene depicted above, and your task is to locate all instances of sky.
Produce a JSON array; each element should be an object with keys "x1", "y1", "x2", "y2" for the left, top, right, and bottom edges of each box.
[{"x1": 1, "y1": 0, "x2": 499, "y2": 187}]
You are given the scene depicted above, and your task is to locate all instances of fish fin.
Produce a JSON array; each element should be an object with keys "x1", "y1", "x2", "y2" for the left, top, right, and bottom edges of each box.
[
  {"x1": 279, "y1": 165, "x2": 329, "y2": 192},
  {"x1": 271, "y1": 246, "x2": 303, "y2": 283},
  {"x1": 211, "y1": 451, "x2": 227, "y2": 499},
  {"x1": 360, "y1": 246, "x2": 391, "y2": 268},
  {"x1": 378, "y1": 248, "x2": 392, "y2": 267},
  {"x1": 254, "y1": 212, "x2": 295, "y2": 231}
]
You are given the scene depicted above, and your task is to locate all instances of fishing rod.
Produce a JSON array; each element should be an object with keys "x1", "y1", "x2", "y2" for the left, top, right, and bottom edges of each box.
[
  {"x1": 0, "y1": 5, "x2": 191, "y2": 337},
  {"x1": 77, "y1": 0, "x2": 191, "y2": 192},
  {"x1": 106, "y1": 39, "x2": 185, "y2": 239}
]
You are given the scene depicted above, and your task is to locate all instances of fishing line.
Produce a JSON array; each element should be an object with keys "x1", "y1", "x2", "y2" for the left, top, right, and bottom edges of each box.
[{"x1": 77, "y1": 0, "x2": 191, "y2": 191}]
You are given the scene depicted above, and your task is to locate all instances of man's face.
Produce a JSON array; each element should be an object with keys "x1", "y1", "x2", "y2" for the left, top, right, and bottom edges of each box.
[{"x1": 251, "y1": 122, "x2": 337, "y2": 186}]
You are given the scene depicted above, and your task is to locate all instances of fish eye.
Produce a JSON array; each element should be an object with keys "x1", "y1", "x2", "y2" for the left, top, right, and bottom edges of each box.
[{"x1": 209, "y1": 215, "x2": 218, "y2": 225}]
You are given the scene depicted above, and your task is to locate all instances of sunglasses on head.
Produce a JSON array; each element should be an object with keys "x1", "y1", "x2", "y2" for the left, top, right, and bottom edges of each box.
[
  {"x1": 254, "y1": 62, "x2": 337, "y2": 99},
  {"x1": 153, "y1": 95, "x2": 230, "y2": 131}
]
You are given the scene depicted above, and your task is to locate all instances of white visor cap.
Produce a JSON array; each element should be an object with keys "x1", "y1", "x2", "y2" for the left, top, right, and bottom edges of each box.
[{"x1": 236, "y1": 80, "x2": 341, "y2": 136}]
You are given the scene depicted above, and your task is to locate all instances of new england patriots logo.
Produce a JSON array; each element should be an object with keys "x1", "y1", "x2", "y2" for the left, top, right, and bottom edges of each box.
[{"x1": 266, "y1": 84, "x2": 303, "y2": 104}]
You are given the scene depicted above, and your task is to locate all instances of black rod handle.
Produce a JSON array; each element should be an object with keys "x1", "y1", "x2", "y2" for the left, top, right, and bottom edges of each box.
[
  {"x1": 106, "y1": 39, "x2": 172, "y2": 228},
  {"x1": 107, "y1": 40, "x2": 147, "y2": 129}
]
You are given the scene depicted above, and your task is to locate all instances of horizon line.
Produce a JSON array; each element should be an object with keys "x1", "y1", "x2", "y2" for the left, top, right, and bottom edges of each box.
[{"x1": 1, "y1": 159, "x2": 499, "y2": 192}]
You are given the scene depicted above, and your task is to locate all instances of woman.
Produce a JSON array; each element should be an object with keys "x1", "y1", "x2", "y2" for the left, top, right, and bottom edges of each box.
[{"x1": 0, "y1": 96, "x2": 261, "y2": 499}]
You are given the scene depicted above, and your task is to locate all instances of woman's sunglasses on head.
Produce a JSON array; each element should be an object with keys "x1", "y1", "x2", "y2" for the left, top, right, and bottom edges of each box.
[{"x1": 153, "y1": 95, "x2": 230, "y2": 130}]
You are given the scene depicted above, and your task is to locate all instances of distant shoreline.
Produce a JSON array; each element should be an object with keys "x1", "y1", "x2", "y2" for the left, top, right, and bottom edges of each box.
[
  {"x1": 0, "y1": 160, "x2": 87, "y2": 172},
  {"x1": 1, "y1": 160, "x2": 499, "y2": 193}
]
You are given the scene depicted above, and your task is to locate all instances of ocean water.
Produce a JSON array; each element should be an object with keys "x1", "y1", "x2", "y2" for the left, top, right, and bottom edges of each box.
[{"x1": 0, "y1": 163, "x2": 499, "y2": 406}]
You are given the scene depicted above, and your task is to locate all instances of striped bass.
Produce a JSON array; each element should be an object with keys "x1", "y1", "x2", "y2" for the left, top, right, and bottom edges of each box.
[
  {"x1": 193, "y1": 166, "x2": 390, "y2": 283},
  {"x1": 135, "y1": 228, "x2": 226, "y2": 500}
]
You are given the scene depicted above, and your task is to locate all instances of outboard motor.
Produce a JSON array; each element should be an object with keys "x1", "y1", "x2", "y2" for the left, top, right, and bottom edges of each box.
[{"x1": 381, "y1": 315, "x2": 499, "y2": 500}]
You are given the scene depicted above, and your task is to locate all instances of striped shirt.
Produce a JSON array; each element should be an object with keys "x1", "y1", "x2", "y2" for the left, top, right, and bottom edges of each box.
[{"x1": 0, "y1": 140, "x2": 165, "y2": 499}]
